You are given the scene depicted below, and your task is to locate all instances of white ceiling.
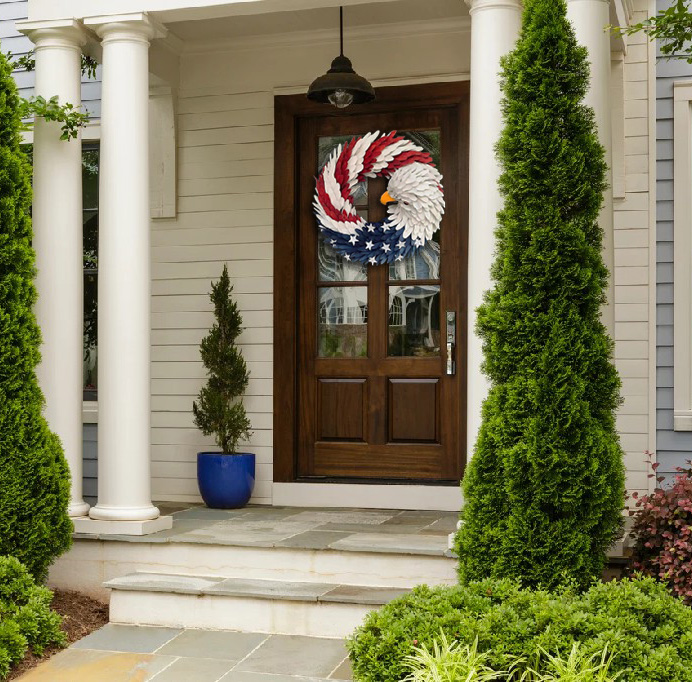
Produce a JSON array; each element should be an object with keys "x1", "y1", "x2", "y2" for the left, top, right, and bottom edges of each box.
[{"x1": 167, "y1": 0, "x2": 467, "y2": 43}]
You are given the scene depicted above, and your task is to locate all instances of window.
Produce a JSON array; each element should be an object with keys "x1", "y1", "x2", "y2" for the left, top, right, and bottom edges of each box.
[
  {"x1": 673, "y1": 81, "x2": 692, "y2": 430},
  {"x1": 82, "y1": 145, "x2": 99, "y2": 401}
]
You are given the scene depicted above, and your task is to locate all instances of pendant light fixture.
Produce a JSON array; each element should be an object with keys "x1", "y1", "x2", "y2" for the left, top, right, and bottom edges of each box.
[{"x1": 307, "y1": 6, "x2": 375, "y2": 109}]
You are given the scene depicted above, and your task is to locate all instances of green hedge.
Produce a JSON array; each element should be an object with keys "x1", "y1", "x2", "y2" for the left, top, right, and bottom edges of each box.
[
  {"x1": 0, "y1": 44, "x2": 72, "y2": 581},
  {"x1": 0, "y1": 556, "x2": 65, "y2": 679},
  {"x1": 347, "y1": 577, "x2": 692, "y2": 682},
  {"x1": 455, "y1": 0, "x2": 625, "y2": 590}
]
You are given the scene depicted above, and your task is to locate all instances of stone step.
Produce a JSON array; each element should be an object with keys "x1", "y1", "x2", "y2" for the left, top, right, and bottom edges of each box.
[
  {"x1": 106, "y1": 572, "x2": 410, "y2": 638},
  {"x1": 52, "y1": 536, "x2": 457, "y2": 601}
]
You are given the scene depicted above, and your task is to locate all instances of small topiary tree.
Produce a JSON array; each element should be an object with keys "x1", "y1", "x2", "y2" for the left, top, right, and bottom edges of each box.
[
  {"x1": 0, "y1": 50, "x2": 72, "y2": 582},
  {"x1": 454, "y1": 0, "x2": 625, "y2": 590},
  {"x1": 193, "y1": 264, "x2": 252, "y2": 453}
]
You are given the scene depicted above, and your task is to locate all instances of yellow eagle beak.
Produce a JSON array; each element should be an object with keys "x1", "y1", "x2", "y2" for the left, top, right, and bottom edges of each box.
[{"x1": 380, "y1": 190, "x2": 396, "y2": 206}]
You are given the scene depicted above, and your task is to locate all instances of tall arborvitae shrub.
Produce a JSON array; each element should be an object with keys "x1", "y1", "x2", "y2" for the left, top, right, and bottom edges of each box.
[
  {"x1": 0, "y1": 50, "x2": 72, "y2": 581},
  {"x1": 455, "y1": 0, "x2": 625, "y2": 590},
  {"x1": 193, "y1": 265, "x2": 252, "y2": 454}
]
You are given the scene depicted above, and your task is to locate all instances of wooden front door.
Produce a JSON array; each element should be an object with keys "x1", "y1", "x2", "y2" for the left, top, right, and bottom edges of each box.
[{"x1": 275, "y1": 83, "x2": 468, "y2": 483}]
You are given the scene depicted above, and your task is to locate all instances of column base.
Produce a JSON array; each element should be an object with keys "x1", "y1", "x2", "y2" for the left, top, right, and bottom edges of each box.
[
  {"x1": 68, "y1": 500, "x2": 91, "y2": 518},
  {"x1": 72, "y1": 515, "x2": 173, "y2": 536},
  {"x1": 89, "y1": 503, "x2": 161, "y2": 522}
]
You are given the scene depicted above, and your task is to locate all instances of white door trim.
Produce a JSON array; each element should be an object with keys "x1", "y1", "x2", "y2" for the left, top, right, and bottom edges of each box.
[{"x1": 272, "y1": 483, "x2": 462, "y2": 511}]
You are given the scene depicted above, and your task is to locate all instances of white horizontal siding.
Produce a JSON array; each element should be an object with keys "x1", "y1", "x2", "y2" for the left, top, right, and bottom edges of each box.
[
  {"x1": 150, "y1": 19, "x2": 472, "y2": 504},
  {"x1": 611, "y1": 0, "x2": 655, "y2": 498}
]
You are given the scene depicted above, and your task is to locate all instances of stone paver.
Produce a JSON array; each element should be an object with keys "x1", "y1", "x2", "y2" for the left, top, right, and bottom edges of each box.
[
  {"x1": 21, "y1": 627, "x2": 353, "y2": 681},
  {"x1": 71, "y1": 624, "x2": 181, "y2": 653},
  {"x1": 321, "y1": 584, "x2": 409, "y2": 605},
  {"x1": 85, "y1": 505, "x2": 459, "y2": 557},
  {"x1": 156, "y1": 629, "x2": 266, "y2": 660},
  {"x1": 330, "y1": 531, "x2": 449, "y2": 555},
  {"x1": 19, "y1": 648, "x2": 177, "y2": 681},
  {"x1": 147, "y1": 656, "x2": 235, "y2": 681},
  {"x1": 105, "y1": 572, "x2": 225, "y2": 595},
  {"x1": 275, "y1": 530, "x2": 350, "y2": 549},
  {"x1": 209, "y1": 577, "x2": 333, "y2": 601},
  {"x1": 234, "y1": 635, "x2": 348, "y2": 677}
]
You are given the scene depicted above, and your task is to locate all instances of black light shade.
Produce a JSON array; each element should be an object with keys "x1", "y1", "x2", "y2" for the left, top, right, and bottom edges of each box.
[{"x1": 307, "y1": 8, "x2": 375, "y2": 108}]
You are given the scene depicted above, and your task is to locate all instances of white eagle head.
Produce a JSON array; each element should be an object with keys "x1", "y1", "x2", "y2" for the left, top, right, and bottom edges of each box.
[{"x1": 380, "y1": 162, "x2": 445, "y2": 242}]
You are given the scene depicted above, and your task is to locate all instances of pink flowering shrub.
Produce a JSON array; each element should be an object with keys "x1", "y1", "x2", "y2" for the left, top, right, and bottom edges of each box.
[{"x1": 629, "y1": 459, "x2": 692, "y2": 603}]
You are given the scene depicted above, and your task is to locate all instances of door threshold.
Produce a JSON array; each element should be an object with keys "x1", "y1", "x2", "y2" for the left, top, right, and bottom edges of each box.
[{"x1": 272, "y1": 482, "x2": 462, "y2": 511}]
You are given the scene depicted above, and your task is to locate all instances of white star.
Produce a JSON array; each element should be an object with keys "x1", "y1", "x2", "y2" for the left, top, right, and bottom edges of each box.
[
  {"x1": 369, "y1": 257, "x2": 377, "y2": 266},
  {"x1": 396, "y1": 240, "x2": 406, "y2": 250},
  {"x1": 348, "y1": 235, "x2": 358, "y2": 245},
  {"x1": 330, "y1": 239, "x2": 336, "y2": 245},
  {"x1": 367, "y1": 224, "x2": 376, "y2": 233},
  {"x1": 395, "y1": 254, "x2": 404, "y2": 262},
  {"x1": 365, "y1": 241, "x2": 374, "y2": 251},
  {"x1": 381, "y1": 243, "x2": 391, "y2": 253},
  {"x1": 344, "y1": 253, "x2": 351, "y2": 261},
  {"x1": 382, "y1": 224, "x2": 390, "y2": 232},
  {"x1": 414, "y1": 238, "x2": 424, "y2": 247}
]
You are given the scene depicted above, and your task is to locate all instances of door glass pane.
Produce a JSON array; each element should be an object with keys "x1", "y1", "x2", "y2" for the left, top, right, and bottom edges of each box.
[
  {"x1": 389, "y1": 239, "x2": 441, "y2": 281},
  {"x1": 388, "y1": 130, "x2": 442, "y2": 280},
  {"x1": 318, "y1": 286, "x2": 368, "y2": 358},
  {"x1": 318, "y1": 239, "x2": 368, "y2": 282},
  {"x1": 388, "y1": 285, "x2": 440, "y2": 357}
]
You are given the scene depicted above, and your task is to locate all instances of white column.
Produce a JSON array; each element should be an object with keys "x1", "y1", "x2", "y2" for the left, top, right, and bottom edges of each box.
[
  {"x1": 465, "y1": 0, "x2": 522, "y2": 457},
  {"x1": 566, "y1": 0, "x2": 615, "y2": 331},
  {"x1": 84, "y1": 15, "x2": 165, "y2": 525},
  {"x1": 19, "y1": 21, "x2": 89, "y2": 518}
]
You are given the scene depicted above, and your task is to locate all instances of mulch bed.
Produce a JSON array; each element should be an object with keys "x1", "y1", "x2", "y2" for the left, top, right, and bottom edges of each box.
[{"x1": 7, "y1": 590, "x2": 109, "y2": 680}]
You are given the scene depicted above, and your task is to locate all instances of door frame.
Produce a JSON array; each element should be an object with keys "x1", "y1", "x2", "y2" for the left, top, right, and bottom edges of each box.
[{"x1": 273, "y1": 81, "x2": 470, "y2": 483}]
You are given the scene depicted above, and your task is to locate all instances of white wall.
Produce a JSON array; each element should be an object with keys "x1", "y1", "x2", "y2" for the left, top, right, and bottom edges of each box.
[
  {"x1": 612, "y1": 1, "x2": 657, "y2": 497},
  {"x1": 150, "y1": 20, "x2": 471, "y2": 504}
]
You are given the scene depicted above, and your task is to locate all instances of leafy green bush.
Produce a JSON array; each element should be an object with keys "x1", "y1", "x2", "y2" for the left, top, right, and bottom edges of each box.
[
  {"x1": 628, "y1": 462, "x2": 692, "y2": 603},
  {"x1": 454, "y1": 0, "x2": 625, "y2": 590},
  {"x1": 347, "y1": 577, "x2": 692, "y2": 682},
  {"x1": 0, "y1": 48, "x2": 72, "y2": 582},
  {"x1": 0, "y1": 556, "x2": 65, "y2": 679}
]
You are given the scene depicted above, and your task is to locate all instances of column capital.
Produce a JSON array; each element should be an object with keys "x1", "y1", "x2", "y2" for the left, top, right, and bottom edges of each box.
[
  {"x1": 84, "y1": 12, "x2": 166, "y2": 44},
  {"x1": 465, "y1": 0, "x2": 523, "y2": 14},
  {"x1": 16, "y1": 19, "x2": 87, "y2": 49}
]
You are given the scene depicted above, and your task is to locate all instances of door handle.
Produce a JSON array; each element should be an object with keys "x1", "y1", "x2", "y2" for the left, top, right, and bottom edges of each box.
[{"x1": 446, "y1": 311, "x2": 456, "y2": 376}]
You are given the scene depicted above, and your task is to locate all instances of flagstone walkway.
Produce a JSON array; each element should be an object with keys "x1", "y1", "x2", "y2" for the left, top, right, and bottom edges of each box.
[{"x1": 20, "y1": 624, "x2": 353, "y2": 681}]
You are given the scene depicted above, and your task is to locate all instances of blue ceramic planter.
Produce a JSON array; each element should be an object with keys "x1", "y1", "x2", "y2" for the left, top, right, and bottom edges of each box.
[{"x1": 197, "y1": 452, "x2": 255, "y2": 509}]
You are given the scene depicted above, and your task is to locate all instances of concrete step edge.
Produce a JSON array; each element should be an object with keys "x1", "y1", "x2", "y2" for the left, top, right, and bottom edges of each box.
[{"x1": 105, "y1": 572, "x2": 411, "y2": 607}]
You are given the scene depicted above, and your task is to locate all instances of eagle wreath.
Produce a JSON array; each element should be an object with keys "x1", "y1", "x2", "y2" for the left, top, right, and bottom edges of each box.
[{"x1": 313, "y1": 131, "x2": 445, "y2": 265}]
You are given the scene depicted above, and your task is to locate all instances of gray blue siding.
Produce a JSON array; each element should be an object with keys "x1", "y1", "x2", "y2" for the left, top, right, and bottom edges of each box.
[
  {"x1": 0, "y1": 0, "x2": 102, "y2": 116},
  {"x1": 656, "y1": 0, "x2": 692, "y2": 476}
]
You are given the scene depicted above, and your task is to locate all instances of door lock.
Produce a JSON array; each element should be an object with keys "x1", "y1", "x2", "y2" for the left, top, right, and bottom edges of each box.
[{"x1": 446, "y1": 311, "x2": 456, "y2": 376}]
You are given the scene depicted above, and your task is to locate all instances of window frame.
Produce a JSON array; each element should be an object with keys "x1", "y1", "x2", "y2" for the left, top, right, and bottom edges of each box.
[{"x1": 673, "y1": 80, "x2": 692, "y2": 430}]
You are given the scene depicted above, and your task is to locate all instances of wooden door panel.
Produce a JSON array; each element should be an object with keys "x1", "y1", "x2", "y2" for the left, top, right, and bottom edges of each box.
[
  {"x1": 274, "y1": 82, "x2": 469, "y2": 484},
  {"x1": 312, "y1": 442, "x2": 445, "y2": 479},
  {"x1": 317, "y1": 378, "x2": 367, "y2": 442},
  {"x1": 388, "y1": 378, "x2": 439, "y2": 443}
]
